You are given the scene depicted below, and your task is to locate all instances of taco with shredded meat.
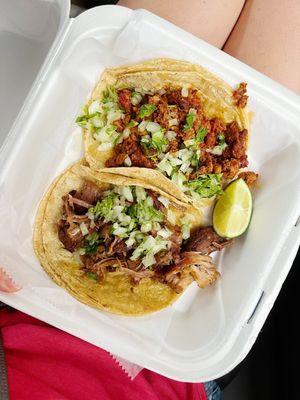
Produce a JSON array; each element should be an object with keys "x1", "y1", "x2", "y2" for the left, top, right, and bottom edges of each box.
[
  {"x1": 77, "y1": 58, "x2": 252, "y2": 209},
  {"x1": 34, "y1": 161, "x2": 231, "y2": 316}
]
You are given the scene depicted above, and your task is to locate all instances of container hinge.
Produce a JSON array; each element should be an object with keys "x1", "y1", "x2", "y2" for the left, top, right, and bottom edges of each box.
[{"x1": 247, "y1": 291, "x2": 265, "y2": 324}]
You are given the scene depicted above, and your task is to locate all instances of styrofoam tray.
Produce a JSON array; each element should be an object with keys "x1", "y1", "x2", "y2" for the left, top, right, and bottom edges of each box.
[
  {"x1": 1, "y1": 5, "x2": 300, "y2": 382},
  {"x1": 0, "y1": 0, "x2": 70, "y2": 147}
]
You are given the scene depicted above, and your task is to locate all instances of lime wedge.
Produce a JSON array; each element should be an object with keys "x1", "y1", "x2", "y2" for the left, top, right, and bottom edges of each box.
[{"x1": 213, "y1": 179, "x2": 252, "y2": 238}]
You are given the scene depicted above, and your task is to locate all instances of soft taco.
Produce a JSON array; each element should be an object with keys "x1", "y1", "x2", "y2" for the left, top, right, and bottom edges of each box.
[
  {"x1": 34, "y1": 161, "x2": 231, "y2": 316},
  {"x1": 77, "y1": 58, "x2": 254, "y2": 209}
]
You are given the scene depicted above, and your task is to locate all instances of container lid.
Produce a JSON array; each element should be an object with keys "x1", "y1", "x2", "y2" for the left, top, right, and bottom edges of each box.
[{"x1": 0, "y1": 0, "x2": 70, "y2": 146}]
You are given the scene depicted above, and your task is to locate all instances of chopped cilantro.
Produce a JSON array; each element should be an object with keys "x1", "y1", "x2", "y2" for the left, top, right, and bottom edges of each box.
[
  {"x1": 86, "y1": 272, "x2": 98, "y2": 281},
  {"x1": 102, "y1": 86, "x2": 118, "y2": 103},
  {"x1": 186, "y1": 174, "x2": 223, "y2": 198},
  {"x1": 127, "y1": 120, "x2": 138, "y2": 127},
  {"x1": 183, "y1": 111, "x2": 196, "y2": 132},
  {"x1": 89, "y1": 193, "x2": 117, "y2": 220},
  {"x1": 138, "y1": 104, "x2": 157, "y2": 118},
  {"x1": 195, "y1": 127, "x2": 208, "y2": 143},
  {"x1": 83, "y1": 232, "x2": 102, "y2": 255}
]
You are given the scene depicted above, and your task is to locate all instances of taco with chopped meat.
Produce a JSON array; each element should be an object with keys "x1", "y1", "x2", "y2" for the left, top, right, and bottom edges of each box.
[
  {"x1": 34, "y1": 161, "x2": 231, "y2": 316},
  {"x1": 77, "y1": 58, "x2": 251, "y2": 209}
]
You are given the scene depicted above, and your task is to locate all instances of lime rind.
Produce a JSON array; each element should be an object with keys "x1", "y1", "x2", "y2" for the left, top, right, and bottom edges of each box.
[{"x1": 213, "y1": 179, "x2": 252, "y2": 238}]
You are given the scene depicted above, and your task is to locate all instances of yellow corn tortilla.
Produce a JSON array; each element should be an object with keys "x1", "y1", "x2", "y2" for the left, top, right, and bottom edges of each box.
[
  {"x1": 83, "y1": 58, "x2": 250, "y2": 211},
  {"x1": 33, "y1": 160, "x2": 203, "y2": 316}
]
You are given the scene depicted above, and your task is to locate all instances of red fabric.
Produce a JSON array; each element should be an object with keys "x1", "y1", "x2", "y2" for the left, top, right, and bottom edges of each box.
[{"x1": 0, "y1": 310, "x2": 207, "y2": 400}]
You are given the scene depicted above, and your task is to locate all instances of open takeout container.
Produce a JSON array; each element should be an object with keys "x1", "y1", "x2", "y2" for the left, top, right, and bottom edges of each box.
[{"x1": 1, "y1": 1, "x2": 300, "y2": 382}]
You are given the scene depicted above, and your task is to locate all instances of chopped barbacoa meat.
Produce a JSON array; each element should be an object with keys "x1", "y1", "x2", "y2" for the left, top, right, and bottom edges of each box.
[{"x1": 184, "y1": 226, "x2": 232, "y2": 254}]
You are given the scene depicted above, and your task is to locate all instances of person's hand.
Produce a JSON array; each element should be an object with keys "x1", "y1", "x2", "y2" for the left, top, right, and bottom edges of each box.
[{"x1": 0, "y1": 267, "x2": 21, "y2": 292}]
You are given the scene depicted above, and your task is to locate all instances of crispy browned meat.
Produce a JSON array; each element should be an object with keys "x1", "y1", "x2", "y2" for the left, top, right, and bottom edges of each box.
[
  {"x1": 105, "y1": 153, "x2": 127, "y2": 168},
  {"x1": 106, "y1": 131, "x2": 141, "y2": 167},
  {"x1": 221, "y1": 158, "x2": 240, "y2": 179},
  {"x1": 58, "y1": 219, "x2": 84, "y2": 252},
  {"x1": 231, "y1": 129, "x2": 248, "y2": 159},
  {"x1": 118, "y1": 89, "x2": 132, "y2": 113},
  {"x1": 165, "y1": 253, "x2": 219, "y2": 293},
  {"x1": 184, "y1": 226, "x2": 232, "y2": 254},
  {"x1": 210, "y1": 118, "x2": 226, "y2": 134},
  {"x1": 233, "y1": 82, "x2": 248, "y2": 108},
  {"x1": 225, "y1": 121, "x2": 240, "y2": 144},
  {"x1": 169, "y1": 139, "x2": 179, "y2": 153},
  {"x1": 120, "y1": 131, "x2": 139, "y2": 155},
  {"x1": 130, "y1": 148, "x2": 156, "y2": 168},
  {"x1": 105, "y1": 87, "x2": 251, "y2": 180},
  {"x1": 113, "y1": 118, "x2": 125, "y2": 133},
  {"x1": 238, "y1": 171, "x2": 258, "y2": 186},
  {"x1": 188, "y1": 89, "x2": 202, "y2": 110},
  {"x1": 75, "y1": 181, "x2": 101, "y2": 206},
  {"x1": 107, "y1": 237, "x2": 127, "y2": 257},
  {"x1": 167, "y1": 89, "x2": 190, "y2": 111}
]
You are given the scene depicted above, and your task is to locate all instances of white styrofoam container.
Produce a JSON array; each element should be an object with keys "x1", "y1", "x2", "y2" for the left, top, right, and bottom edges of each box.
[
  {"x1": 1, "y1": 4, "x2": 300, "y2": 382},
  {"x1": 0, "y1": 0, "x2": 70, "y2": 146}
]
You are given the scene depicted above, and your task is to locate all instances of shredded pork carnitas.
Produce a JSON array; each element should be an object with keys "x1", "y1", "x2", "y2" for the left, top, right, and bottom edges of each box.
[{"x1": 58, "y1": 180, "x2": 232, "y2": 293}]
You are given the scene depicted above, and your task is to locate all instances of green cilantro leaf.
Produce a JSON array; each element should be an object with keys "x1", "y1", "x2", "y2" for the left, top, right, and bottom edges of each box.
[
  {"x1": 83, "y1": 232, "x2": 102, "y2": 255},
  {"x1": 183, "y1": 112, "x2": 196, "y2": 132},
  {"x1": 195, "y1": 127, "x2": 208, "y2": 143},
  {"x1": 86, "y1": 272, "x2": 98, "y2": 281},
  {"x1": 138, "y1": 104, "x2": 157, "y2": 118},
  {"x1": 186, "y1": 174, "x2": 223, "y2": 198},
  {"x1": 89, "y1": 193, "x2": 117, "y2": 220}
]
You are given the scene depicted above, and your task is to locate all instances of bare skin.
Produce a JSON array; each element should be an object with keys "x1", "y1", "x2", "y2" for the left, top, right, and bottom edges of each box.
[
  {"x1": 118, "y1": 0, "x2": 300, "y2": 94},
  {"x1": 223, "y1": 0, "x2": 300, "y2": 93},
  {"x1": 118, "y1": 0, "x2": 245, "y2": 48}
]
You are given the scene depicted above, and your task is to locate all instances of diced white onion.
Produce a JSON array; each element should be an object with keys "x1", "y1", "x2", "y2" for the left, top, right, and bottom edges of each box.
[
  {"x1": 88, "y1": 100, "x2": 101, "y2": 114},
  {"x1": 168, "y1": 154, "x2": 182, "y2": 166},
  {"x1": 142, "y1": 252, "x2": 156, "y2": 268},
  {"x1": 138, "y1": 120, "x2": 149, "y2": 132},
  {"x1": 189, "y1": 108, "x2": 197, "y2": 115},
  {"x1": 157, "y1": 195, "x2": 169, "y2": 208},
  {"x1": 79, "y1": 222, "x2": 89, "y2": 236},
  {"x1": 157, "y1": 158, "x2": 173, "y2": 176},
  {"x1": 118, "y1": 213, "x2": 131, "y2": 225},
  {"x1": 171, "y1": 172, "x2": 187, "y2": 191},
  {"x1": 96, "y1": 126, "x2": 113, "y2": 142},
  {"x1": 98, "y1": 142, "x2": 113, "y2": 151},
  {"x1": 146, "y1": 196, "x2": 153, "y2": 206},
  {"x1": 166, "y1": 131, "x2": 177, "y2": 141},
  {"x1": 107, "y1": 109, "x2": 123, "y2": 123},
  {"x1": 122, "y1": 186, "x2": 133, "y2": 202},
  {"x1": 90, "y1": 117, "x2": 103, "y2": 128},
  {"x1": 168, "y1": 118, "x2": 178, "y2": 127},
  {"x1": 157, "y1": 228, "x2": 172, "y2": 239},
  {"x1": 131, "y1": 92, "x2": 142, "y2": 105},
  {"x1": 211, "y1": 145, "x2": 227, "y2": 155},
  {"x1": 184, "y1": 139, "x2": 195, "y2": 147},
  {"x1": 146, "y1": 122, "x2": 161, "y2": 133},
  {"x1": 181, "y1": 86, "x2": 189, "y2": 97},
  {"x1": 169, "y1": 110, "x2": 177, "y2": 119},
  {"x1": 181, "y1": 224, "x2": 190, "y2": 240},
  {"x1": 167, "y1": 210, "x2": 176, "y2": 225},
  {"x1": 113, "y1": 226, "x2": 128, "y2": 236},
  {"x1": 141, "y1": 222, "x2": 152, "y2": 233},
  {"x1": 126, "y1": 232, "x2": 137, "y2": 247},
  {"x1": 124, "y1": 156, "x2": 132, "y2": 166},
  {"x1": 113, "y1": 205, "x2": 124, "y2": 216},
  {"x1": 135, "y1": 186, "x2": 147, "y2": 201},
  {"x1": 180, "y1": 162, "x2": 191, "y2": 173},
  {"x1": 123, "y1": 127, "x2": 131, "y2": 139}
]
